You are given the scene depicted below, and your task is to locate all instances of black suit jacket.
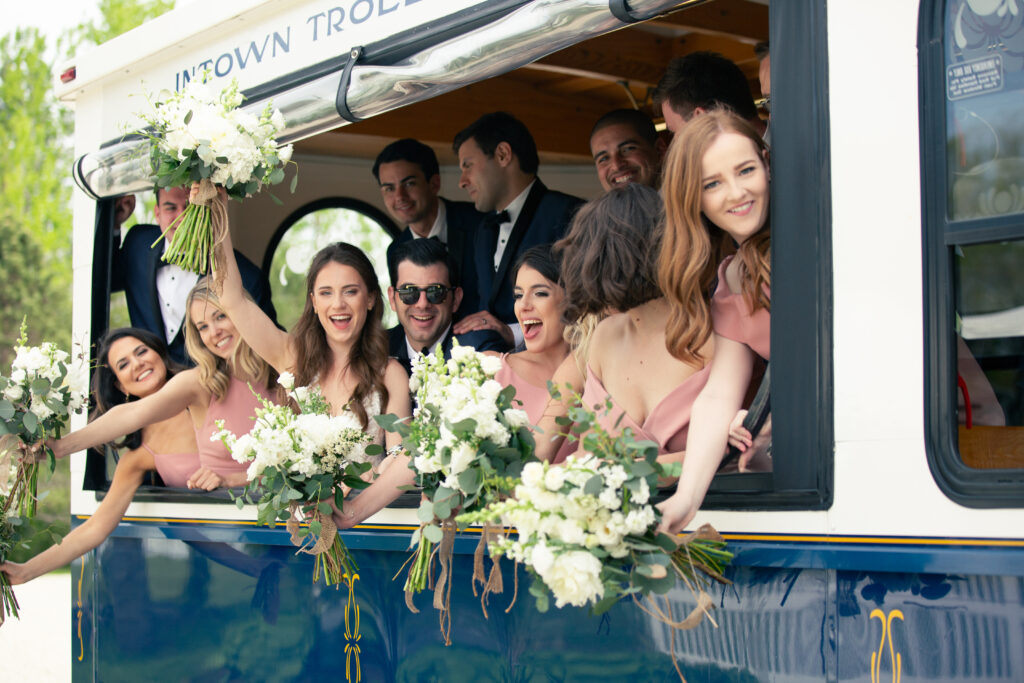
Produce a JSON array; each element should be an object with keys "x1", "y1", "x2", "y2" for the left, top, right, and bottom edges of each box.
[
  {"x1": 385, "y1": 198, "x2": 483, "y2": 320},
  {"x1": 473, "y1": 180, "x2": 583, "y2": 324},
  {"x1": 111, "y1": 223, "x2": 277, "y2": 366},
  {"x1": 387, "y1": 325, "x2": 510, "y2": 376}
]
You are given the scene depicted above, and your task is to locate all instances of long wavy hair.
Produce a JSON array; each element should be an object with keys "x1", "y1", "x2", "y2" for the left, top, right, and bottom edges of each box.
[
  {"x1": 184, "y1": 278, "x2": 277, "y2": 401},
  {"x1": 290, "y1": 243, "x2": 389, "y2": 429},
  {"x1": 659, "y1": 109, "x2": 771, "y2": 364},
  {"x1": 91, "y1": 327, "x2": 183, "y2": 450}
]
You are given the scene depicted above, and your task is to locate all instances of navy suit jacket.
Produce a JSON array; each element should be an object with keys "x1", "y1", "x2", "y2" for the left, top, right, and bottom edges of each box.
[
  {"x1": 385, "y1": 197, "x2": 483, "y2": 321},
  {"x1": 387, "y1": 325, "x2": 510, "y2": 377},
  {"x1": 112, "y1": 223, "x2": 277, "y2": 366},
  {"x1": 472, "y1": 180, "x2": 583, "y2": 324}
]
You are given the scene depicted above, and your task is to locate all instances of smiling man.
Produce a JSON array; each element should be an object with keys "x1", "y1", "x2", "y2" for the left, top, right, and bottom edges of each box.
[
  {"x1": 386, "y1": 238, "x2": 508, "y2": 375},
  {"x1": 373, "y1": 138, "x2": 482, "y2": 309},
  {"x1": 589, "y1": 109, "x2": 664, "y2": 192}
]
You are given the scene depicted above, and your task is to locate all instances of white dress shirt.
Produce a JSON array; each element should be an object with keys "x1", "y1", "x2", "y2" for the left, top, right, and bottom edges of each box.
[{"x1": 155, "y1": 251, "x2": 200, "y2": 343}]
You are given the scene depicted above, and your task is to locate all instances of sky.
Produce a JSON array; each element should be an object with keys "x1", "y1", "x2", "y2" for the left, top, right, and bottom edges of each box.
[{"x1": 4, "y1": 2, "x2": 100, "y2": 41}]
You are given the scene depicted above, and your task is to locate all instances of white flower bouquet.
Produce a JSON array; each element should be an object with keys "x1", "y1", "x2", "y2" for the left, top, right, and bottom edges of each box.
[
  {"x1": 374, "y1": 342, "x2": 534, "y2": 643},
  {"x1": 461, "y1": 393, "x2": 732, "y2": 629},
  {"x1": 137, "y1": 76, "x2": 295, "y2": 275},
  {"x1": 0, "y1": 322, "x2": 87, "y2": 625},
  {"x1": 216, "y1": 372, "x2": 372, "y2": 587}
]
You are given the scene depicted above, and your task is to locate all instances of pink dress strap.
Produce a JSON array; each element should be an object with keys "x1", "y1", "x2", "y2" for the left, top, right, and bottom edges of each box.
[
  {"x1": 140, "y1": 442, "x2": 200, "y2": 488},
  {"x1": 196, "y1": 377, "x2": 275, "y2": 479},
  {"x1": 710, "y1": 256, "x2": 771, "y2": 360}
]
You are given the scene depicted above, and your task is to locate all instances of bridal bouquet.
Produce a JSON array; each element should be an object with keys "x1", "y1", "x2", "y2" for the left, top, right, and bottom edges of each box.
[
  {"x1": 375, "y1": 343, "x2": 534, "y2": 643},
  {"x1": 216, "y1": 372, "x2": 372, "y2": 587},
  {"x1": 462, "y1": 394, "x2": 731, "y2": 629},
  {"x1": 0, "y1": 322, "x2": 87, "y2": 625},
  {"x1": 138, "y1": 76, "x2": 295, "y2": 276}
]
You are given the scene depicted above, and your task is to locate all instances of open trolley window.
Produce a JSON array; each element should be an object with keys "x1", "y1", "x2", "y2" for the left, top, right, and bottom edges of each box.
[{"x1": 76, "y1": 0, "x2": 833, "y2": 515}]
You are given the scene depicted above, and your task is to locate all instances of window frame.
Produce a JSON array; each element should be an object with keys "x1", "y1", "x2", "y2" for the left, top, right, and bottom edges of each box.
[
  {"x1": 919, "y1": 0, "x2": 1024, "y2": 506},
  {"x1": 701, "y1": 0, "x2": 835, "y2": 512}
]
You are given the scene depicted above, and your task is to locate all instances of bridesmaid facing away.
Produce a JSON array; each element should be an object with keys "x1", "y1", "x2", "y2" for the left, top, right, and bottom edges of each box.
[{"x1": 656, "y1": 110, "x2": 771, "y2": 533}]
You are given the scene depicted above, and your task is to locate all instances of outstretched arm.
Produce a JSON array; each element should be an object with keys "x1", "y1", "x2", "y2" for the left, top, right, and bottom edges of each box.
[
  {"x1": 203, "y1": 186, "x2": 293, "y2": 373},
  {"x1": 658, "y1": 335, "x2": 754, "y2": 534},
  {"x1": 334, "y1": 454, "x2": 415, "y2": 529},
  {"x1": 50, "y1": 371, "x2": 204, "y2": 459},
  {"x1": 0, "y1": 449, "x2": 153, "y2": 585}
]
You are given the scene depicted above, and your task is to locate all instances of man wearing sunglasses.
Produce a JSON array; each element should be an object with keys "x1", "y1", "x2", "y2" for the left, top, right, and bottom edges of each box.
[{"x1": 386, "y1": 238, "x2": 509, "y2": 376}]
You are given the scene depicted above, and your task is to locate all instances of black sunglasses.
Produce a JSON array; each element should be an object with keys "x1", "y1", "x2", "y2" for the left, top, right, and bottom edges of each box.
[{"x1": 395, "y1": 284, "x2": 453, "y2": 305}]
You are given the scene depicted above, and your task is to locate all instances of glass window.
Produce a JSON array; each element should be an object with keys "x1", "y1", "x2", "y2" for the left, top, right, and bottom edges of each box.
[
  {"x1": 944, "y1": 1, "x2": 1024, "y2": 221},
  {"x1": 922, "y1": 0, "x2": 1024, "y2": 502},
  {"x1": 268, "y1": 202, "x2": 397, "y2": 331}
]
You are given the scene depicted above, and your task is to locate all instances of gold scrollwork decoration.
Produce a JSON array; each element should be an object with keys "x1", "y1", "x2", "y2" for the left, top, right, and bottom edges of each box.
[
  {"x1": 870, "y1": 608, "x2": 905, "y2": 683},
  {"x1": 343, "y1": 572, "x2": 361, "y2": 683},
  {"x1": 76, "y1": 558, "x2": 85, "y2": 662}
]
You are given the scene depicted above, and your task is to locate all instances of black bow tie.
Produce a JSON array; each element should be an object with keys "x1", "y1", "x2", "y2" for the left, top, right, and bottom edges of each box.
[{"x1": 483, "y1": 210, "x2": 510, "y2": 228}]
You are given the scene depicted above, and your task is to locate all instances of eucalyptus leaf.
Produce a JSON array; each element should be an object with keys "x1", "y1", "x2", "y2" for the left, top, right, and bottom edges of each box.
[
  {"x1": 0, "y1": 400, "x2": 14, "y2": 420},
  {"x1": 30, "y1": 378, "x2": 50, "y2": 395},
  {"x1": 21, "y1": 410, "x2": 37, "y2": 433},
  {"x1": 423, "y1": 524, "x2": 443, "y2": 544},
  {"x1": 583, "y1": 474, "x2": 603, "y2": 497},
  {"x1": 457, "y1": 467, "x2": 481, "y2": 495},
  {"x1": 417, "y1": 500, "x2": 435, "y2": 523}
]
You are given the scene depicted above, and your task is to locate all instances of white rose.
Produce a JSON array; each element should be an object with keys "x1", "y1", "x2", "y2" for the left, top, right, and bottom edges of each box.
[
  {"x1": 450, "y1": 344, "x2": 474, "y2": 362},
  {"x1": 278, "y1": 372, "x2": 295, "y2": 390},
  {"x1": 30, "y1": 399, "x2": 54, "y2": 421},
  {"x1": 448, "y1": 442, "x2": 477, "y2": 477},
  {"x1": 546, "y1": 551, "x2": 604, "y2": 608},
  {"x1": 598, "y1": 487, "x2": 621, "y2": 511},
  {"x1": 3, "y1": 384, "x2": 24, "y2": 402},
  {"x1": 521, "y1": 462, "x2": 544, "y2": 489},
  {"x1": 278, "y1": 144, "x2": 293, "y2": 164},
  {"x1": 556, "y1": 519, "x2": 586, "y2": 546},
  {"x1": 531, "y1": 540, "x2": 554, "y2": 577},
  {"x1": 503, "y1": 408, "x2": 530, "y2": 430},
  {"x1": 479, "y1": 354, "x2": 503, "y2": 377},
  {"x1": 544, "y1": 466, "x2": 565, "y2": 491}
]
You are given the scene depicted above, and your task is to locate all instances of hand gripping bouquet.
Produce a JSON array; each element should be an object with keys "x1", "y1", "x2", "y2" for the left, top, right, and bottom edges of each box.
[
  {"x1": 461, "y1": 391, "x2": 733, "y2": 679},
  {"x1": 216, "y1": 373, "x2": 371, "y2": 587},
  {"x1": 0, "y1": 321, "x2": 88, "y2": 625},
  {"x1": 374, "y1": 343, "x2": 534, "y2": 645},
  {"x1": 138, "y1": 76, "x2": 295, "y2": 279}
]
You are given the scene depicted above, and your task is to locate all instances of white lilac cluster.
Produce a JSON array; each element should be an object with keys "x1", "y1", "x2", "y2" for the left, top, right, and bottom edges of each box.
[
  {"x1": 141, "y1": 77, "x2": 292, "y2": 195},
  {"x1": 215, "y1": 373, "x2": 369, "y2": 483},
  {"x1": 486, "y1": 455, "x2": 655, "y2": 609},
  {"x1": 409, "y1": 344, "x2": 528, "y2": 494},
  {"x1": 0, "y1": 340, "x2": 88, "y2": 437}
]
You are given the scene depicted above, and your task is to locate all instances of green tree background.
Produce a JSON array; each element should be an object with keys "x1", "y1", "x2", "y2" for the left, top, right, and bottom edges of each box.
[{"x1": 1, "y1": 0, "x2": 173, "y2": 553}]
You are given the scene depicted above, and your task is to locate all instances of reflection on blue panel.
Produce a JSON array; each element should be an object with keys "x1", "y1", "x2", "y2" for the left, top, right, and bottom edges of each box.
[{"x1": 70, "y1": 521, "x2": 1024, "y2": 682}]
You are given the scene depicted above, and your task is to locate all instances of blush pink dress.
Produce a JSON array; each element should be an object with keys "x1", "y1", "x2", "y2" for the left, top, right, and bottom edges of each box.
[
  {"x1": 710, "y1": 256, "x2": 771, "y2": 360},
  {"x1": 494, "y1": 354, "x2": 576, "y2": 462},
  {"x1": 575, "y1": 364, "x2": 711, "y2": 458},
  {"x1": 195, "y1": 377, "x2": 275, "y2": 479},
  {"x1": 142, "y1": 444, "x2": 200, "y2": 488}
]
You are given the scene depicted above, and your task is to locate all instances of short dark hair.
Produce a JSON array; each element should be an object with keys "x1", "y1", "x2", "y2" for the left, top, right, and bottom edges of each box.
[
  {"x1": 513, "y1": 244, "x2": 561, "y2": 288},
  {"x1": 590, "y1": 109, "x2": 659, "y2": 147},
  {"x1": 92, "y1": 327, "x2": 183, "y2": 450},
  {"x1": 372, "y1": 138, "x2": 440, "y2": 182},
  {"x1": 653, "y1": 51, "x2": 758, "y2": 121},
  {"x1": 388, "y1": 237, "x2": 460, "y2": 289},
  {"x1": 452, "y1": 112, "x2": 539, "y2": 175}
]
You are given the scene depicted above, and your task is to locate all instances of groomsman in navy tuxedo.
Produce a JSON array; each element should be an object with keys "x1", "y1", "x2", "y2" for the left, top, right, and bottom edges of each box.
[
  {"x1": 373, "y1": 138, "x2": 483, "y2": 316},
  {"x1": 450, "y1": 112, "x2": 583, "y2": 349},
  {"x1": 386, "y1": 238, "x2": 508, "y2": 377},
  {"x1": 111, "y1": 186, "x2": 276, "y2": 365}
]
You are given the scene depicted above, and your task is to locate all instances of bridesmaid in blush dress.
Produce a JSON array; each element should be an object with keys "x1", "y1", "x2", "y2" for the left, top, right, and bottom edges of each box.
[
  {"x1": 0, "y1": 328, "x2": 200, "y2": 585},
  {"x1": 535, "y1": 184, "x2": 712, "y2": 474},
  {"x1": 656, "y1": 110, "x2": 772, "y2": 534}
]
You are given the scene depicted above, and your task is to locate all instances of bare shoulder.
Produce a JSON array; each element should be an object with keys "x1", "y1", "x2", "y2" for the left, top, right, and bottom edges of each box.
[{"x1": 383, "y1": 358, "x2": 409, "y2": 387}]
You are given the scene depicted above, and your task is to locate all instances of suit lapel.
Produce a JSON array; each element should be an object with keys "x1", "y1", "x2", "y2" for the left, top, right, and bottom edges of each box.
[
  {"x1": 489, "y1": 180, "x2": 546, "y2": 310},
  {"x1": 147, "y1": 240, "x2": 167, "y2": 333}
]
